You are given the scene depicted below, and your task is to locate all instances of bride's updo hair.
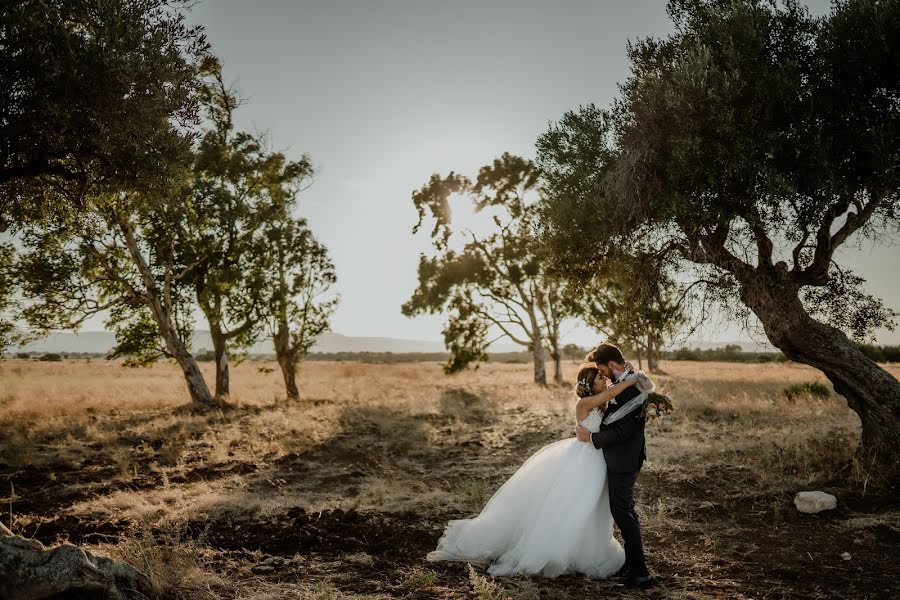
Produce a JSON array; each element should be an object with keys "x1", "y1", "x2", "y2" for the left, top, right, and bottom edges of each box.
[{"x1": 574, "y1": 363, "x2": 600, "y2": 398}]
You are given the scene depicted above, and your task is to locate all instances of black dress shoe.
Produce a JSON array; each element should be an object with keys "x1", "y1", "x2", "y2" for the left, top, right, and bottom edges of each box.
[
  {"x1": 613, "y1": 566, "x2": 633, "y2": 579},
  {"x1": 623, "y1": 575, "x2": 657, "y2": 589}
]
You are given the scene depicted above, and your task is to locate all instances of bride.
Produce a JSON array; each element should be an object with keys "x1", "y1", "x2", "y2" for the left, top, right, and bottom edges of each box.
[{"x1": 427, "y1": 363, "x2": 654, "y2": 578}]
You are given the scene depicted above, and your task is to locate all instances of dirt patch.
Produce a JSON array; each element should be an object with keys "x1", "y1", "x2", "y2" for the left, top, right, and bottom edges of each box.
[
  {"x1": 182, "y1": 507, "x2": 441, "y2": 558},
  {"x1": 1, "y1": 459, "x2": 260, "y2": 520},
  {"x1": 640, "y1": 467, "x2": 900, "y2": 599}
]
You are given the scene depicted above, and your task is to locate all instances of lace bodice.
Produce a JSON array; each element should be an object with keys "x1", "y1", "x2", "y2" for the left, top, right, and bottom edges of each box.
[{"x1": 579, "y1": 407, "x2": 604, "y2": 433}]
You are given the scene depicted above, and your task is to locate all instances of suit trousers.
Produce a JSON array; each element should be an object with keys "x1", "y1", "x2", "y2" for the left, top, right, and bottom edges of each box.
[{"x1": 607, "y1": 468, "x2": 648, "y2": 577}]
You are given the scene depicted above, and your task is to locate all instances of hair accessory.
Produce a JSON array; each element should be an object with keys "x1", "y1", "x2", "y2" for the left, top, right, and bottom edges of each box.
[{"x1": 576, "y1": 377, "x2": 593, "y2": 398}]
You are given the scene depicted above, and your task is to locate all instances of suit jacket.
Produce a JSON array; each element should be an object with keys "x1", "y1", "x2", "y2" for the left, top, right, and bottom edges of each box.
[{"x1": 590, "y1": 370, "x2": 646, "y2": 473}]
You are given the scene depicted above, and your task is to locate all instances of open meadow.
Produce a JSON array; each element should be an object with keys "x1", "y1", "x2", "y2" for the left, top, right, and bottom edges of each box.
[{"x1": 1, "y1": 359, "x2": 898, "y2": 599}]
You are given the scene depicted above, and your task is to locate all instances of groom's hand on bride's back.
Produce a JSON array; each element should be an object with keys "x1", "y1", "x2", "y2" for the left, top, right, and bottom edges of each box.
[{"x1": 575, "y1": 423, "x2": 592, "y2": 443}]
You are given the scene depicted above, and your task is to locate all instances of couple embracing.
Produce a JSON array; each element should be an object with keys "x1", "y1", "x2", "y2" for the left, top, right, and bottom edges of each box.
[{"x1": 427, "y1": 342, "x2": 657, "y2": 590}]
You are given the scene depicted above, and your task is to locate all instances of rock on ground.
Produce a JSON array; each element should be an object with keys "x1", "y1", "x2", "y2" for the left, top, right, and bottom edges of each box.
[{"x1": 794, "y1": 491, "x2": 838, "y2": 514}]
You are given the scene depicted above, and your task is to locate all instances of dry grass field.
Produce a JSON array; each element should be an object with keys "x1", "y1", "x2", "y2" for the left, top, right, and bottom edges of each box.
[{"x1": 1, "y1": 358, "x2": 899, "y2": 599}]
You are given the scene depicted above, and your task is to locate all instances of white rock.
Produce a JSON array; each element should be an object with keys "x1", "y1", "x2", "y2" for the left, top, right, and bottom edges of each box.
[
  {"x1": 840, "y1": 552, "x2": 852, "y2": 561},
  {"x1": 794, "y1": 491, "x2": 838, "y2": 514}
]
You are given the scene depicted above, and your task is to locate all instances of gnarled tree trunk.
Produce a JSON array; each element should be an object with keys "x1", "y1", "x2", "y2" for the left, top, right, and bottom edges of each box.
[
  {"x1": 0, "y1": 522, "x2": 157, "y2": 600},
  {"x1": 741, "y1": 273, "x2": 900, "y2": 488}
]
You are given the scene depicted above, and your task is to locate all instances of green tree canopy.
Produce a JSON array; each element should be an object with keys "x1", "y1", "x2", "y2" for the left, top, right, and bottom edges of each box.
[
  {"x1": 184, "y1": 63, "x2": 315, "y2": 399},
  {"x1": 264, "y1": 215, "x2": 338, "y2": 399},
  {"x1": 14, "y1": 177, "x2": 216, "y2": 404},
  {"x1": 404, "y1": 153, "x2": 572, "y2": 383},
  {"x1": 565, "y1": 258, "x2": 686, "y2": 372},
  {"x1": 538, "y1": 0, "x2": 900, "y2": 485},
  {"x1": 1, "y1": 0, "x2": 209, "y2": 228},
  {"x1": 0, "y1": 243, "x2": 15, "y2": 351}
]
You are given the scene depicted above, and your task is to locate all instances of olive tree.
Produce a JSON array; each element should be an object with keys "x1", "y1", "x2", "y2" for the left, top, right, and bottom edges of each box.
[
  {"x1": 538, "y1": 0, "x2": 900, "y2": 485},
  {"x1": 1, "y1": 0, "x2": 208, "y2": 229}
]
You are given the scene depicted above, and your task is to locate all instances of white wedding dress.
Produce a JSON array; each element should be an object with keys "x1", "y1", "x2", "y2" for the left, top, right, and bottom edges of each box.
[{"x1": 426, "y1": 407, "x2": 626, "y2": 578}]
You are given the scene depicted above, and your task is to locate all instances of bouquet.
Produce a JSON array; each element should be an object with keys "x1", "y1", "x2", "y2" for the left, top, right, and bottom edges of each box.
[{"x1": 641, "y1": 391, "x2": 674, "y2": 419}]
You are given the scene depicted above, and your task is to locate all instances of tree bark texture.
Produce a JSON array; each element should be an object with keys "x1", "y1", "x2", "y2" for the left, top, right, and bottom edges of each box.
[
  {"x1": 160, "y1": 317, "x2": 215, "y2": 406},
  {"x1": 116, "y1": 212, "x2": 215, "y2": 406},
  {"x1": 274, "y1": 323, "x2": 299, "y2": 399},
  {"x1": 210, "y1": 323, "x2": 230, "y2": 400},
  {"x1": 0, "y1": 522, "x2": 157, "y2": 600},
  {"x1": 531, "y1": 336, "x2": 547, "y2": 385},
  {"x1": 646, "y1": 331, "x2": 660, "y2": 373}
]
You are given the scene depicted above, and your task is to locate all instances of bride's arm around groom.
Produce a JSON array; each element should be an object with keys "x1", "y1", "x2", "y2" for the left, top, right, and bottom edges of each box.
[{"x1": 576, "y1": 370, "x2": 655, "y2": 449}]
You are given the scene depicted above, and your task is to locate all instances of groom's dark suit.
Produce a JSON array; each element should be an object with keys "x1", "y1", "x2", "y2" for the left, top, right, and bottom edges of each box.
[{"x1": 590, "y1": 368, "x2": 649, "y2": 578}]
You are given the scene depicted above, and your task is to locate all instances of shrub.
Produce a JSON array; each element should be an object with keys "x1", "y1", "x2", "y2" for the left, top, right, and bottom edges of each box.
[
  {"x1": 665, "y1": 346, "x2": 786, "y2": 363},
  {"x1": 402, "y1": 566, "x2": 438, "y2": 591},
  {"x1": 858, "y1": 344, "x2": 900, "y2": 363},
  {"x1": 105, "y1": 527, "x2": 219, "y2": 599},
  {"x1": 39, "y1": 353, "x2": 62, "y2": 361},
  {"x1": 782, "y1": 381, "x2": 831, "y2": 402},
  {"x1": 467, "y1": 564, "x2": 506, "y2": 600},
  {"x1": 194, "y1": 349, "x2": 215, "y2": 361}
]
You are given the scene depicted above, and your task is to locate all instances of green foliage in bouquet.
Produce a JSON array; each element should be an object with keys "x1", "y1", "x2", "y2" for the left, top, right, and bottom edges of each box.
[{"x1": 641, "y1": 392, "x2": 674, "y2": 419}]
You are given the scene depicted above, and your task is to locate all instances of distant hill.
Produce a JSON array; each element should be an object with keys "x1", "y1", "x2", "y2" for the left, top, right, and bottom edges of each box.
[
  {"x1": 9, "y1": 329, "x2": 777, "y2": 356},
  {"x1": 10, "y1": 330, "x2": 521, "y2": 355}
]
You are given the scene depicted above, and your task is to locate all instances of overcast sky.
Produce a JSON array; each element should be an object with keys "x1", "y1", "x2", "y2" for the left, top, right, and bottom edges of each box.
[{"x1": 169, "y1": 1, "x2": 896, "y2": 346}]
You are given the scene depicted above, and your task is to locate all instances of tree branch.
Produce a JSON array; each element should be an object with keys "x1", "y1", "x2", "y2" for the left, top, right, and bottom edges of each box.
[
  {"x1": 471, "y1": 305, "x2": 532, "y2": 346},
  {"x1": 799, "y1": 191, "x2": 883, "y2": 285},
  {"x1": 677, "y1": 217, "x2": 753, "y2": 279},
  {"x1": 84, "y1": 241, "x2": 144, "y2": 302}
]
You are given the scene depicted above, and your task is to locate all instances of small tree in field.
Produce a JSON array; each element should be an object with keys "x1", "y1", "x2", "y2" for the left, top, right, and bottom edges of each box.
[
  {"x1": 403, "y1": 153, "x2": 572, "y2": 384},
  {"x1": 538, "y1": 0, "x2": 900, "y2": 486},
  {"x1": 185, "y1": 63, "x2": 315, "y2": 399},
  {"x1": 562, "y1": 343, "x2": 586, "y2": 363},
  {"x1": 567, "y1": 265, "x2": 685, "y2": 373},
  {"x1": 263, "y1": 217, "x2": 337, "y2": 399},
  {"x1": 15, "y1": 186, "x2": 216, "y2": 406}
]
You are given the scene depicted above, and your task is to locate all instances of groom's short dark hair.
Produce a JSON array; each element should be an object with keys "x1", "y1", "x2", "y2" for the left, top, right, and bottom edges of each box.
[{"x1": 587, "y1": 342, "x2": 625, "y2": 365}]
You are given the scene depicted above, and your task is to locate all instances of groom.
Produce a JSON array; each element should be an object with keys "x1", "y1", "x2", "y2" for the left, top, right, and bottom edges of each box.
[{"x1": 575, "y1": 342, "x2": 655, "y2": 589}]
